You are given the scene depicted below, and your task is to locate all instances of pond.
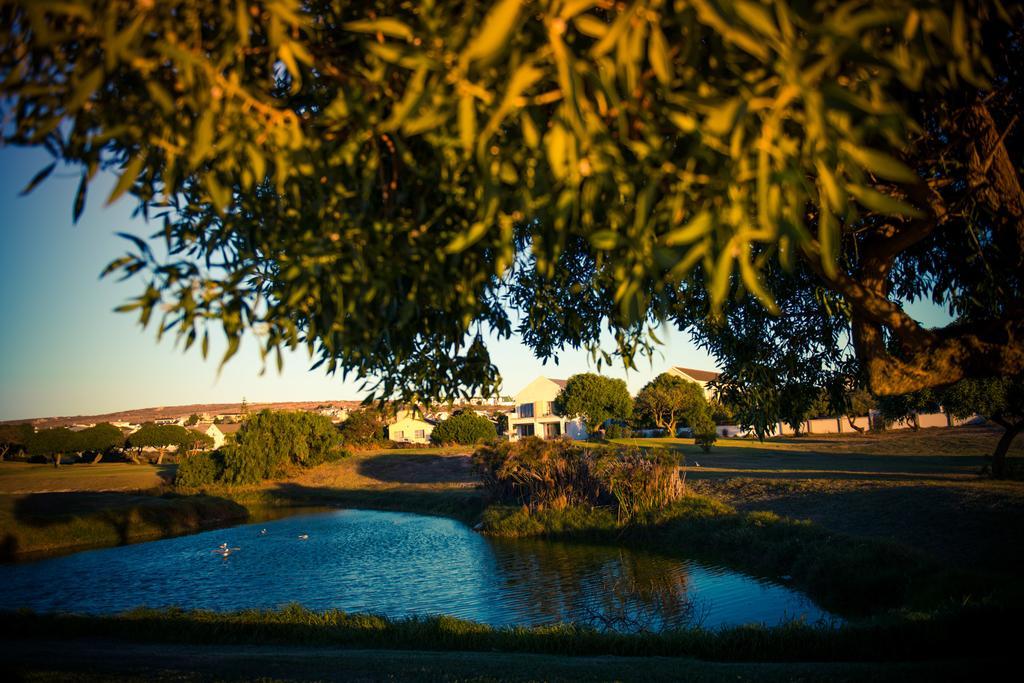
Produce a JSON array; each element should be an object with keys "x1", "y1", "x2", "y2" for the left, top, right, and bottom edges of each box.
[{"x1": 0, "y1": 509, "x2": 834, "y2": 632}]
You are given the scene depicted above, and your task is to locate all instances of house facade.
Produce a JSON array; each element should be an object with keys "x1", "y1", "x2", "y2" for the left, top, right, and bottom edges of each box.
[
  {"x1": 506, "y1": 377, "x2": 587, "y2": 441},
  {"x1": 666, "y1": 366, "x2": 721, "y2": 400},
  {"x1": 387, "y1": 411, "x2": 435, "y2": 444},
  {"x1": 196, "y1": 422, "x2": 242, "y2": 449}
]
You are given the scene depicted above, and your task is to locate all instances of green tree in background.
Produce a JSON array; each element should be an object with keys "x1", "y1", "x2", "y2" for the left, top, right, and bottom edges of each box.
[
  {"x1": 127, "y1": 424, "x2": 211, "y2": 465},
  {"x1": 633, "y1": 373, "x2": 707, "y2": 437},
  {"x1": 554, "y1": 373, "x2": 633, "y2": 435},
  {"x1": 73, "y1": 423, "x2": 125, "y2": 463},
  {"x1": 0, "y1": 423, "x2": 33, "y2": 461},
  {"x1": 942, "y1": 376, "x2": 1024, "y2": 478},
  {"x1": 877, "y1": 389, "x2": 940, "y2": 431},
  {"x1": 1, "y1": 1, "x2": 1022, "y2": 406},
  {"x1": 221, "y1": 410, "x2": 340, "y2": 484},
  {"x1": 26, "y1": 427, "x2": 77, "y2": 467},
  {"x1": 337, "y1": 409, "x2": 386, "y2": 446},
  {"x1": 185, "y1": 414, "x2": 200, "y2": 427},
  {"x1": 430, "y1": 411, "x2": 497, "y2": 445}
]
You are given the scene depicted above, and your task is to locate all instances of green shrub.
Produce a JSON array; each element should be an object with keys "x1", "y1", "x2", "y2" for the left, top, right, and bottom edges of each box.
[
  {"x1": 221, "y1": 411, "x2": 341, "y2": 485},
  {"x1": 691, "y1": 411, "x2": 717, "y2": 452},
  {"x1": 175, "y1": 450, "x2": 226, "y2": 487},
  {"x1": 603, "y1": 423, "x2": 633, "y2": 439},
  {"x1": 337, "y1": 409, "x2": 387, "y2": 446},
  {"x1": 430, "y1": 411, "x2": 497, "y2": 445},
  {"x1": 473, "y1": 439, "x2": 684, "y2": 520}
]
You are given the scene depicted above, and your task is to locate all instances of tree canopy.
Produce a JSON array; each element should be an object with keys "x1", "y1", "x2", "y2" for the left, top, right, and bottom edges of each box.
[
  {"x1": 633, "y1": 373, "x2": 707, "y2": 437},
  {"x1": 554, "y1": 372, "x2": 633, "y2": 433},
  {"x1": 222, "y1": 410, "x2": 341, "y2": 483},
  {"x1": 2, "y1": 1, "x2": 1022, "y2": 405},
  {"x1": 430, "y1": 411, "x2": 497, "y2": 444}
]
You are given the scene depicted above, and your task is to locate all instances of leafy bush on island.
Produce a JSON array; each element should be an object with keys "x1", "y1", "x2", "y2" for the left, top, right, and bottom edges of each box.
[
  {"x1": 473, "y1": 439, "x2": 684, "y2": 521},
  {"x1": 430, "y1": 411, "x2": 497, "y2": 445}
]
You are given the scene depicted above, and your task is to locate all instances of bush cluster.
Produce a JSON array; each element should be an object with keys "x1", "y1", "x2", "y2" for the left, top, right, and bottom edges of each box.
[
  {"x1": 221, "y1": 411, "x2": 344, "y2": 484},
  {"x1": 473, "y1": 439, "x2": 684, "y2": 521},
  {"x1": 602, "y1": 423, "x2": 633, "y2": 439},
  {"x1": 430, "y1": 411, "x2": 497, "y2": 445},
  {"x1": 175, "y1": 450, "x2": 226, "y2": 487}
]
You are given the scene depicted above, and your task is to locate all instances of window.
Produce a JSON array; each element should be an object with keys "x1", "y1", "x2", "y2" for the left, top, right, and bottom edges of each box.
[
  {"x1": 543, "y1": 401, "x2": 555, "y2": 416},
  {"x1": 415, "y1": 429, "x2": 425, "y2": 439},
  {"x1": 544, "y1": 423, "x2": 561, "y2": 438},
  {"x1": 518, "y1": 403, "x2": 534, "y2": 418},
  {"x1": 517, "y1": 424, "x2": 535, "y2": 437},
  {"x1": 393, "y1": 430, "x2": 404, "y2": 439}
]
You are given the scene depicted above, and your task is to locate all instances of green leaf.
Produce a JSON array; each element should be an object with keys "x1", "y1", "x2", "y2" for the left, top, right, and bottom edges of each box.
[
  {"x1": 106, "y1": 154, "x2": 144, "y2": 206},
  {"x1": 708, "y1": 244, "x2": 734, "y2": 311},
  {"x1": 738, "y1": 251, "x2": 779, "y2": 314},
  {"x1": 462, "y1": 0, "x2": 522, "y2": 66},
  {"x1": 841, "y1": 143, "x2": 918, "y2": 184},
  {"x1": 648, "y1": 24, "x2": 672, "y2": 85},
  {"x1": 445, "y1": 221, "x2": 489, "y2": 254},
  {"x1": 815, "y1": 161, "x2": 846, "y2": 212},
  {"x1": 734, "y1": 1, "x2": 779, "y2": 39},
  {"x1": 590, "y1": 230, "x2": 619, "y2": 250},
  {"x1": 847, "y1": 185, "x2": 925, "y2": 218},
  {"x1": 704, "y1": 97, "x2": 745, "y2": 137},
  {"x1": 663, "y1": 211, "x2": 713, "y2": 246},
  {"x1": 342, "y1": 18, "x2": 414, "y2": 41},
  {"x1": 573, "y1": 14, "x2": 608, "y2": 38},
  {"x1": 818, "y1": 208, "x2": 840, "y2": 279},
  {"x1": 19, "y1": 162, "x2": 56, "y2": 196},
  {"x1": 66, "y1": 66, "x2": 103, "y2": 112},
  {"x1": 72, "y1": 172, "x2": 88, "y2": 223}
]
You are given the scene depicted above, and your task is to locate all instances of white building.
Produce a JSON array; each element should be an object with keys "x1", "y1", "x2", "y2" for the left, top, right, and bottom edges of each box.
[
  {"x1": 666, "y1": 366, "x2": 721, "y2": 400},
  {"x1": 195, "y1": 422, "x2": 241, "y2": 449},
  {"x1": 388, "y1": 411, "x2": 435, "y2": 444},
  {"x1": 506, "y1": 377, "x2": 587, "y2": 441}
]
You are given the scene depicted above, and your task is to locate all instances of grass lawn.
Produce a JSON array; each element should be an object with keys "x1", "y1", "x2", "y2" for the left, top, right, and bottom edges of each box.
[
  {"x1": 0, "y1": 461, "x2": 172, "y2": 494},
  {"x1": 611, "y1": 427, "x2": 1024, "y2": 573}
]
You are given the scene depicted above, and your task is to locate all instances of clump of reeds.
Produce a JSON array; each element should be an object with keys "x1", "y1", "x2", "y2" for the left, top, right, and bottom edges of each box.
[{"x1": 473, "y1": 438, "x2": 684, "y2": 520}]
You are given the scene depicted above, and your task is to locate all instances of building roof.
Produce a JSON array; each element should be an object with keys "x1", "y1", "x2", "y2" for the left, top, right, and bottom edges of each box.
[
  {"x1": 672, "y1": 367, "x2": 721, "y2": 382},
  {"x1": 215, "y1": 422, "x2": 243, "y2": 434},
  {"x1": 549, "y1": 378, "x2": 568, "y2": 388}
]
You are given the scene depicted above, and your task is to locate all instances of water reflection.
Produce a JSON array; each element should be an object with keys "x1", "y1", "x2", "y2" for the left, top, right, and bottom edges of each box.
[
  {"x1": 0, "y1": 509, "x2": 831, "y2": 632},
  {"x1": 489, "y1": 538, "x2": 700, "y2": 632}
]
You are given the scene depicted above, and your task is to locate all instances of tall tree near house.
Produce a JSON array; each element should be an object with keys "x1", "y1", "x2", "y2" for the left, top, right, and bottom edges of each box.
[
  {"x1": 185, "y1": 413, "x2": 200, "y2": 427},
  {"x1": 553, "y1": 373, "x2": 633, "y2": 435},
  {"x1": 942, "y1": 376, "x2": 1024, "y2": 478},
  {"x1": 1, "y1": 2, "x2": 1022, "y2": 409},
  {"x1": 633, "y1": 373, "x2": 707, "y2": 438}
]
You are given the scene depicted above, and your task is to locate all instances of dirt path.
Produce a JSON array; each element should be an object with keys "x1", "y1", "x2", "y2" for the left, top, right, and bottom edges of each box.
[{"x1": 0, "y1": 637, "x2": 997, "y2": 682}]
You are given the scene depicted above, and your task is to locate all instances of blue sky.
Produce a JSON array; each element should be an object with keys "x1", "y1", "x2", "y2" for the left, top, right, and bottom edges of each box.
[{"x1": 0, "y1": 145, "x2": 951, "y2": 421}]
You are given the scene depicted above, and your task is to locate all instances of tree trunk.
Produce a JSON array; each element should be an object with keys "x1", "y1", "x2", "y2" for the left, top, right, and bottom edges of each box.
[
  {"x1": 156, "y1": 448, "x2": 165, "y2": 465},
  {"x1": 991, "y1": 421, "x2": 1024, "y2": 479},
  {"x1": 53, "y1": 453, "x2": 62, "y2": 468},
  {"x1": 911, "y1": 413, "x2": 920, "y2": 431},
  {"x1": 846, "y1": 414, "x2": 866, "y2": 433}
]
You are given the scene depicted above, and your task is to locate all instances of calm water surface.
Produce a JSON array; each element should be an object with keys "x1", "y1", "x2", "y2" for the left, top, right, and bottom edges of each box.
[{"x1": 0, "y1": 509, "x2": 834, "y2": 631}]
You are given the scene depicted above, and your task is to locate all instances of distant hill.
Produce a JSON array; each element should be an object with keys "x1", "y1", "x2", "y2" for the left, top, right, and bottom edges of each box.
[{"x1": 2, "y1": 400, "x2": 365, "y2": 429}]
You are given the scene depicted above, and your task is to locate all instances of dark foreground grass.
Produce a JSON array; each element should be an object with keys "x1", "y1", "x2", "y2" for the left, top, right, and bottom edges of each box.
[
  {"x1": 480, "y1": 495, "x2": 1008, "y2": 617},
  {"x1": 0, "y1": 603, "x2": 1016, "y2": 664}
]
